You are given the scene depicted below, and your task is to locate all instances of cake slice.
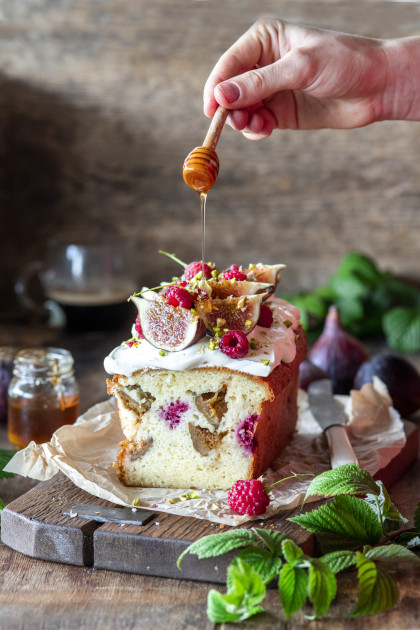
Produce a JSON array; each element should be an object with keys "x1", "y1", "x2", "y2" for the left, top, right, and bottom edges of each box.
[
  {"x1": 105, "y1": 260, "x2": 306, "y2": 490},
  {"x1": 107, "y1": 328, "x2": 306, "y2": 490}
]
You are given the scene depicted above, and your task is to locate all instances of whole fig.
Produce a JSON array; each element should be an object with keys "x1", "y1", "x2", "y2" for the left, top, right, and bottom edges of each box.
[
  {"x1": 308, "y1": 305, "x2": 370, "y2": 394},
  {"x1": 298, "y1": 359, "x2": 327, "y2": 391},
  {"x1": 353, "y1": 354, "x2": 420, "y2": 417}
]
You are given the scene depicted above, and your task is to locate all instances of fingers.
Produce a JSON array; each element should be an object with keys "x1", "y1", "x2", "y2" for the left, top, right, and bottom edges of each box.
[{"x1": 226, "y1": 106, "x2": 276, "y2": 140}]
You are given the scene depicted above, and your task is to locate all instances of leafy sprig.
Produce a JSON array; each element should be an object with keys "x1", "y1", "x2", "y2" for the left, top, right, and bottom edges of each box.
[
  {"x1": 178, "y1": 464, "x2": 420, "y2": 622},
  {"x1": 282, "y1": 251, "x2": 420, "y2": 352}
]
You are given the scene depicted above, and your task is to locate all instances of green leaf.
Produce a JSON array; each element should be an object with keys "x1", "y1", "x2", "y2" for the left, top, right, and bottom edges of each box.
[
  {"x1": 207, "y1": 559, "x2": 266, "y2": 623},
  {"x1": 330, "y1": 273, "x2": 368, "y2": 300},
  {"x1": 335, "y1": 297, "x2": 364, "y2": 328},
  {"x1": 383, "y1": 306, "x2": 420, "y2": 353},
  {"x1": 290, "y1": 495, "x2": 383, "y2": 552},
  {"x1": 281, "y1": 539, "x2": 305, "y2": 565},
  {"x1": 351, "y1": 553, "x2": 399, "y2": 616},
  {"x1": 336, "y1": 252, "x2": 382, "y2": 288},
  {"x1": 365, "y1": 544, "x2": 420, "y2": 564},
  {"x1": 279, "y1": 563, "x2": 308, "y2": 620},
  {"x1": 393, "y1": 532, "x2": 420, "y2": 549},
  {"x1": 321, "y1": 550, "x2": 357, "y2": 574},
  {"x1": 0, "y1": 449, "x2": 16, "y2": 479},
  {"x1": 364, "y1": 481, "x2": 407, "y2": 533},
  {"x1": 177, "y1": 529, "x2": 258, "y2": 568},
  {"x1": 414, "y1": 502, "x2": 420, "y2": 532},
  {"x1": 233, "y1": 548, "x2": 282, "y2": 585},
  {"x1": 252, "y1": 528, "x2": 285, "y2": 555},
  {"x1": 307, "y1": 558, "x2": 337, "y2": 617},
  {"x1": 304, "y1": 464, "x2": 380, "y2": 501}
]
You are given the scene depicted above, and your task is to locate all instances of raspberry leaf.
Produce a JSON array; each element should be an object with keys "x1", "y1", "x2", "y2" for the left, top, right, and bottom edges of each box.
[
  {"x1": 363, "y1": 481, "x2": 407, "y2": 534},
  {"x1": 383, "y1": 306, "x2": 420, "y2": 353},
  {"x1": 307, "y1": 558, "x2": 337, "y2": 618},
  {"x1": 252, "y1": 528, "x2": 286, "y2": 555},
  {"x1": 321, "y1": 550, "x2": 357, "y2": 574},
  {"x1": 364, "y1": 544, "x2": 420, "y2": 564},
  {"x1": 207, "y1": 559, "x2": 266, "y2": 623},
  {"x1": 350, "y1": 553, "x2": 399, "y2": 617},
  {"x1": 289, "y1": 495, "x2": 383, "y2": 552},
  {"x1": 304, "y1": 464, "x2": 380, "y2": 501},
  {"x1": 233, "y1": 548, "x2": 282, "y2": 585},
  {"x1": 281, "y1": 539, "x2": 305, "y2": 565},
  {"x1": 278, "y1": 564, "x2": 308, "y2": 620},
  {"x1": 177, "y1": 529, "x2": 259, "y2": 568}
]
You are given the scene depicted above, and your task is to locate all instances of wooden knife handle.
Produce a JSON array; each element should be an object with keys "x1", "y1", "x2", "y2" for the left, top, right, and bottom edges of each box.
[{"x1": 326, "y1": 425, "x2": 359, "y2": 468}]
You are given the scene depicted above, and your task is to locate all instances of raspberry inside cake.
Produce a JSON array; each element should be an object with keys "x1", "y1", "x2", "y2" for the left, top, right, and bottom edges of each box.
[{"x1": 105, "y1": 261, "x2": 306, "y2": 490}]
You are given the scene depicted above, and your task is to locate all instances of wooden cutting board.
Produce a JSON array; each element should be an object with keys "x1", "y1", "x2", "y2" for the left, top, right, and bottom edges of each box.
[{"x1": 1, "y1": 420, "x2": 418, "y2": 584}]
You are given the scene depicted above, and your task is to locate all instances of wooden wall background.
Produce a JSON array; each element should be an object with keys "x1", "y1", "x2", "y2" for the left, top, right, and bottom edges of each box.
[{"x1": 1, "y1": 0, "x2": 420, "y2": 320}]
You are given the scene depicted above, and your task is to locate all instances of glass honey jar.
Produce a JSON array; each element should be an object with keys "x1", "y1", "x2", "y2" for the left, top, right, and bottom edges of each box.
[{"x1": 8, "y1": 347, "x2": 80, "y2": 449}]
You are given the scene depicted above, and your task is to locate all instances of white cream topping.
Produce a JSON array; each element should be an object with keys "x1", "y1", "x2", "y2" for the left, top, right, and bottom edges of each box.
[{"x1": 104, "y1": 297, "x2": 301, "y2": 378}]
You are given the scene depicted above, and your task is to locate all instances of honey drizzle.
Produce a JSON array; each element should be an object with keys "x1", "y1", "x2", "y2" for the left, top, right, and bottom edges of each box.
[{"x1": 200, "y1": 192, "x2": 211, "y2": 295}]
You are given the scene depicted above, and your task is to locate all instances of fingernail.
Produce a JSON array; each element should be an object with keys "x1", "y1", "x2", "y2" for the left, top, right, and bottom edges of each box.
[{"x1": 217, "y1": 81, "x2": 240, "y2": 104}]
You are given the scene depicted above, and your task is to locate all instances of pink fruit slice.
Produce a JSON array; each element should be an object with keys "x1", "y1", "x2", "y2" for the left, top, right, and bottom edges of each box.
[
  {"x1": 132, "y1": 296, "x2": 206, "y2": 352},
  {"x1": 208, "y1": 279, "x2": 273, "y2": 299},
  {"x1": 194, "y1": 294, "x2": 266, "y2": 335}
]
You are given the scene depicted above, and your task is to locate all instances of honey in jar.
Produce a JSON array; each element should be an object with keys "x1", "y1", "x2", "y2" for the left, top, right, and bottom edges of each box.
[{"x1": 8, "y1": 347, "x2": 80, "y2": 449}]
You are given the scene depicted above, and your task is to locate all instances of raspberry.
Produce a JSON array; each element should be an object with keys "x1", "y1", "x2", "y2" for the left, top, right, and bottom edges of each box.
[
  {"x1": 227, "y1": 479, "x2": 270, "y2": 516},
  {"x1": 221, "y1": 264, "x2": 247, "y2": 281},
  {"x1": 257, "y1": 304, "x2": 273, "y2": 328},
  {"x1": 134, "y1": 315, "x2": 144, "y2": 338},
  {"x1": 236, "y1": 413, "x2": 259, "y2": 454},
  {"x1": 219, "y1": 330, "x2": 249, "y2": 359},
  {"x1": 159, "y1": 400, "x2": 189, "y2": 430},
  {"x1": 184, "y1": 261, "x2": 212, "y2": 281},
  {"x1": 162, "y1": 285, "x2": 194, "y2": 309}
]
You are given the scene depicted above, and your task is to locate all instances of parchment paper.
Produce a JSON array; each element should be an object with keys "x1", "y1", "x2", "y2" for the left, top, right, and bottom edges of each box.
[{"x1": 5, "y1": 378, "x2": 406, "y2": 526}]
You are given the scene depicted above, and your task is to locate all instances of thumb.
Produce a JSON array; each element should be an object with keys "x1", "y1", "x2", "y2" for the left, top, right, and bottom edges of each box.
[{"x1": 214, "y1": 52, "x2": 311, "y2": 109}]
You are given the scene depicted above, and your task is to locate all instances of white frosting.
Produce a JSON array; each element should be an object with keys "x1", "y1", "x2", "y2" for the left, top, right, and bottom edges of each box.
[{"x1": 104, "y1": 297, "x2": 301, "y2": 378}]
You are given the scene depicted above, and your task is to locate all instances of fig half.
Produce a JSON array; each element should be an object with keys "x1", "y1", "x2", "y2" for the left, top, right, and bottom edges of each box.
[
  {"x1": 208, "y1": 279, "x2": 273, "y2": 299},
  {"x1": 132, "y1": 296, "x2": 206, "y2": 352},
  {"x1": 243, "y1": 263, "x2": 286, "y2": 292},
  {"x1": 194, "y1": 294, "x2": 266, "y2": 335}
]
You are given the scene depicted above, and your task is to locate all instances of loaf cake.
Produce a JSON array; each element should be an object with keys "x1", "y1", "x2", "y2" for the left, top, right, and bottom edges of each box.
[{"x1": 105, "y1": 261, "x2": 306, "y2": 490}]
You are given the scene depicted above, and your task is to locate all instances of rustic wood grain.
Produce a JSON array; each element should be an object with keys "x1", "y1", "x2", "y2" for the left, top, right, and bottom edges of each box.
[{"x1": 1, "y1": 0, "x2": 420, "y2": 322}]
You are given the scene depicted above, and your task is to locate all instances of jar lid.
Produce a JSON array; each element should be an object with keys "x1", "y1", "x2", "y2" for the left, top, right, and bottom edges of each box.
[{"x1": 13, "y1": 347, "x2": 74, "y2": 377}]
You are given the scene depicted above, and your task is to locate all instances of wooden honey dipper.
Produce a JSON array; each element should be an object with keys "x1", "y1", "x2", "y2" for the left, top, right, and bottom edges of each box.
[{"x1": 182, "y1": 106, "x2": 228, "y2": 193}]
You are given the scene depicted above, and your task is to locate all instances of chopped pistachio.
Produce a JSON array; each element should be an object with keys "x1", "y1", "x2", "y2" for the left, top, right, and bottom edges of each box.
[
  {"x1": 189, "y1": 491, "x2": 200, "y2": 499},
  {"x1": 261, "y1": 359, "x2": 270, "y2": 366},
  {"x1": 132, "y1": 498, "x2": 141, "y2": 507},
  {"x1": 249, "y1": 338, "x2": 260, "y2": 350},
  {"x1": 159, "y1": 349, "x2": 168, "y2": 356},
  {"x1": 283, "y1": 319, "x2": 293, "y2": 328},
  {"x1": 245, "y1": 319, "x2": 251, "y2": 326}
]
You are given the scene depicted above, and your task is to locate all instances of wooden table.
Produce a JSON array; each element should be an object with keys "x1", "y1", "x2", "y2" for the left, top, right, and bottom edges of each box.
[{"x1": 0, "y1": 324, "x2": 419, "y2": 628}]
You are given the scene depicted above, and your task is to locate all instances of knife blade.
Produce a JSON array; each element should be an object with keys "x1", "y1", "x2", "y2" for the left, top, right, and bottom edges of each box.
[{"x1": 307, "y1": 379, "x2": 359, "y2": 468}]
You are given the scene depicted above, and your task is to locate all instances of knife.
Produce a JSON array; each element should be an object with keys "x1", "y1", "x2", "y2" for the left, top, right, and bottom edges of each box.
[{"x1": 307, "y1": 379, "x2": 359, "y2": 468}]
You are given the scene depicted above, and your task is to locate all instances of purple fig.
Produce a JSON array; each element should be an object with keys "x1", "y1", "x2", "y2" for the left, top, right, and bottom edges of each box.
[
  {"x1": 354, "y1": 354, "x2": 420, "y2": 417},
  {"x1": 309, "y1": 305, "x2": 369, "y2": 394},
  {"x1": 299, "y1": 359, "x2": 327, "y2": 391}
]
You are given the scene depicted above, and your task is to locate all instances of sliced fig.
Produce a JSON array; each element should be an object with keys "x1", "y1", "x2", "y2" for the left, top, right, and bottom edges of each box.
[
  {"x1": 132, "y1": 296, "x2": 206, "y2": 352},
  {"x1": 243, "y1": 263, "x2": 286, "y2": 295},
  {"x1": 195, "y1": 387, "x2": 228, "y2": 428},
  {"x1": 208, "y1": 279, "x2": 273, "y2": 299},
  {"x1": 194, "y1": 294, "x2": 266, "y2": 335},
  {"x1": 188, "y1": 423, "x2": 227, "y2": 456}
]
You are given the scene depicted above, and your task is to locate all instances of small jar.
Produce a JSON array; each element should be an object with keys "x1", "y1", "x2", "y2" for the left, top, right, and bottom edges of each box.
[
  {"x1": 0, "y1": 346, "x2": 18, "y2": 422},
  {"x1": 8, "y1": 347, "x2": 80, "y2": 449}
]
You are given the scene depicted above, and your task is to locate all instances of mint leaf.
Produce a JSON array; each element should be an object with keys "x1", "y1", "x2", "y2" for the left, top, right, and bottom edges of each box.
[
  {"x1": 331, "y1": 274, "x2": 369, "y2": 301},
  {"x1": 290, "y1": 495, "x2": 383, "y2": 551},
  {"x1": 383, "y1": 306, "x2": 420, "y2": 353},
  {"x1": 234, "y1": 548, "x2": 282, "y2": 585},
  {"x1": 321, "y1": 550, "x2": 357, "y2": 574},
  {"x1": 335, "y1": 297, "x2": 364, "y2": 328},
  {"x1": 0, "y1": 449, "x2": 16, "y2": 479},
  {"x1": 304, "y1": 464, "x2": 380, "y2": 501},
  {"x1": 279, "y1": 564, "x2": 308, "y2": 620},
  {"x1": 252, "y1": 527, "x2": 285, "y2": 555},
  {"x1": 307, "y1": 558, "x2": 337, "y2": 617},
  {"x1": 365, "y1": 544, "x2": 420, "y2": 564},
  {"x1": 177, "y1": 529, "x2": 258, "y2": 568},
  {"x1": 207, "y1": 559, "x2": 266, "y2": 623},
  {"x1": 281, "y1": 539, "x2": 305, "y2": 564},
  {"x1": 351, "y1": 553, "x2": 399, "y2": 616}
]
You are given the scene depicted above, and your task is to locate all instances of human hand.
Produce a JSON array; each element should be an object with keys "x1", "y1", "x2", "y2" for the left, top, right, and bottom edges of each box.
[{"x1": 203, "y1": 18, "x2": 418, "y2": 139}]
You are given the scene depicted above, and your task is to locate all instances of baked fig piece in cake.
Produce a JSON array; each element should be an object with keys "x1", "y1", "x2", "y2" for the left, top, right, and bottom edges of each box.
[{"x1": 104, "y1": 260, "x2": 306, "y2": 490}]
